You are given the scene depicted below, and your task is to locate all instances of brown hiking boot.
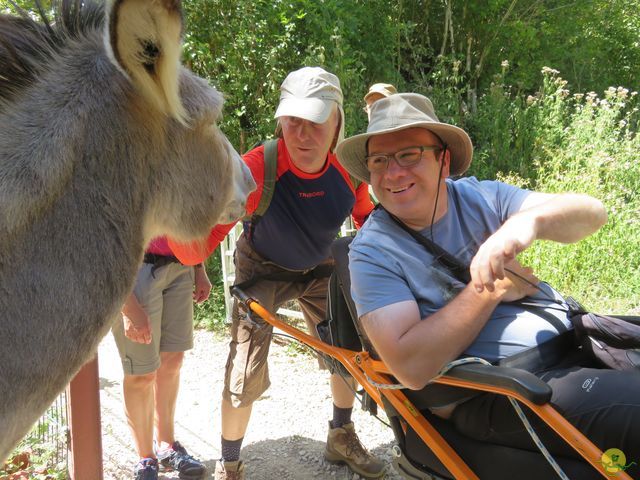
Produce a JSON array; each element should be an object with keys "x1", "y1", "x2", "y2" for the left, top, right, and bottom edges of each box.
[
  {"x1": 324, "y1": 422, "x2": 386, "y2": 478},
  {"x1": 214, "y1": 460, "x2": 245, "y2": 480}
]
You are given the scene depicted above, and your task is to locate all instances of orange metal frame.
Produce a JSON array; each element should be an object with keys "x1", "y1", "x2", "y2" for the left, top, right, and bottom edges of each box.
[{"x1": 239, "y1": 293, "x2": 630, "y2": 480}]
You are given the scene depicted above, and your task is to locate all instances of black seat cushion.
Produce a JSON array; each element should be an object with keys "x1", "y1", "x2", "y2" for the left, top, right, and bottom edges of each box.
[{"x1": 403, "y1": 410, "x2": 600, "y2": 480}]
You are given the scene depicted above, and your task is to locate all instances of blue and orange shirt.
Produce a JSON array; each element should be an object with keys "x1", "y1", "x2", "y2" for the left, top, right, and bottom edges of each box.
[{"x1": 170, "y1": 138, "x2": 374, "y2": 269}]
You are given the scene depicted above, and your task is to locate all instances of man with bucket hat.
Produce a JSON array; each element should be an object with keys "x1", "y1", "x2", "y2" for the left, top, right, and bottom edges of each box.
[
  {"x1": 336, "y1": 93, "x2": 640, "y2": 476},
  {"x1": 170, "y1": 67, "x2": 381, "y2": 479},
  {"x1": 363, "y1": 82, "x2": 397, "y2": 119}
]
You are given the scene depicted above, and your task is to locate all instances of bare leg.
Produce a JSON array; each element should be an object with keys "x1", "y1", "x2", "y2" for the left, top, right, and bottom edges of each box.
[
  {"x1": 123, "y1": 371, "x2": 157, "y2": 458},
  {"x1": 221, "y1": 397, "x2": 253, "y2": 441},
  {"x1": 154, "y1": 351, "x2": 184, "y2": 449},
  {"x1": 330, "y1": 373, "x2": 356, "y2": 409}
]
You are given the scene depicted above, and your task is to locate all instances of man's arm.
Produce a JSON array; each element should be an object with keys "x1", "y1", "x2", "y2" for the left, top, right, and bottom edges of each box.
[
  {"x1": 193, "y1": 263, "x2": 212, "y2": 303},
  {"x1": 351, "y1": 182, "x2": 375, "y2": 229},
  {"x1": 360, "y1": 261, "x2": 538, "y2": 389},
  {"x1": 470, "y1": 192, "x2": 607, "y2": 293}
]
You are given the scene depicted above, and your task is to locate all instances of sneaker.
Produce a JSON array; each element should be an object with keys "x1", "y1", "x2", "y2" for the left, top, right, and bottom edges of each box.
[
  {"x1": 157, "y1": 441, "x2": 206, "y2": 479},
  {"x1": 214, "y1": 459, "x2": 245, "y2": 480},
  {"x1": 324, "y1": 422, "x2": 386, "y2": 478},
  {"x1": 134, "y1": 457, "x2": 158, "y2": 480}
]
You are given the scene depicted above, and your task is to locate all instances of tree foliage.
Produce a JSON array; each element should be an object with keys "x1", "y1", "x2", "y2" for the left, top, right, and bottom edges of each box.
[{"x1": 3, "y1": 0, "x2": 638, "y2": 315}]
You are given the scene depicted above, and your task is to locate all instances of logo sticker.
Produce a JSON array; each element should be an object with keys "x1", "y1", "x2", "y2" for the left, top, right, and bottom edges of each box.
[{"x1": 600, "y1": 448, "x2": 636, "y2": 476}]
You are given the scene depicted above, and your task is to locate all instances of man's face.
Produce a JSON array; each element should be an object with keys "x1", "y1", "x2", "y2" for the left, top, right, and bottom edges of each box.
[
  {"x1": 368, "y1": 127, "x2": 450, "y2": 229},
  {"x1": 280, "y1": 107, "x2": 339, "y2": 174}
]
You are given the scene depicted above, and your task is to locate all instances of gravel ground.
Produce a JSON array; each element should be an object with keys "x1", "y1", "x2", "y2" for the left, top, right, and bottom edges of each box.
[{"x1": 99, "y1": 329, "x2": 405, "y2": 480}]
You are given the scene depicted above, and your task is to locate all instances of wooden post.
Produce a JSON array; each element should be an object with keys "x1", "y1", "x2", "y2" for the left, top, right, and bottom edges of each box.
[{"x1": 67, "y1": 357, "x2": 103, "y2": 480}]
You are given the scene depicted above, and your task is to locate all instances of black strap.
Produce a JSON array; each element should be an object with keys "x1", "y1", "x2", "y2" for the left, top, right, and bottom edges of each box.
[
  {"x1": 380, "y1": 205, "x2": 471, "y2": 283},
  {"x1": 143, "y1": 253, "x2": 182, "y2": 278},
  {"x1": 233, "y1": 263, "x2": 333, "y2": 291}
]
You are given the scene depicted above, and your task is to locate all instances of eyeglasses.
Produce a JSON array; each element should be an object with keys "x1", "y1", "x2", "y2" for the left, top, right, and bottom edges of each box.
[{"x1": 365, "y1": 145, "x2": 443, "y2": 173}]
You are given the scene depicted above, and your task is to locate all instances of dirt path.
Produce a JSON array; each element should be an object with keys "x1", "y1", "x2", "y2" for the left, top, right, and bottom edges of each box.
[{"x1": 98, "y1": 330, "x2": 404, "y2": 479}]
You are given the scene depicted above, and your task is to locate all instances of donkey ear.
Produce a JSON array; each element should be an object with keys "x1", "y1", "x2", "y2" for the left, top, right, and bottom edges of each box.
[{"x1": 105, "y1": 0, "x2": 187, "y2": 124}]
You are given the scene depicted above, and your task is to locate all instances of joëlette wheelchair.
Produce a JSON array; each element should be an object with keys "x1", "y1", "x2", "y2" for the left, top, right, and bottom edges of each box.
[{"x1": 230, "y1": 236, "x2": 631, "y2": 480}]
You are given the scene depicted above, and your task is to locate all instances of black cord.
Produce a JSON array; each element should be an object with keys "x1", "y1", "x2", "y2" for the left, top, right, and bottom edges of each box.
[{"x1": 429, "y1": 146, "x2": 447, "y2": 242}]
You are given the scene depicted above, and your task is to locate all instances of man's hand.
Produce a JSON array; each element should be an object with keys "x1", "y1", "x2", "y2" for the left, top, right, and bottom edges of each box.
[
  {"x1": 470, "y1": 213, "x2": 537, "y2": 293},
  {"x1": 485, "y1": 259, "x2": 540, "y2": 303},
  {"x1": 193, "y1": 265, "x2": 212, "y2": 304},
  {"x1": 123, "y1": 310, "x2": 152, "y2": 344}
]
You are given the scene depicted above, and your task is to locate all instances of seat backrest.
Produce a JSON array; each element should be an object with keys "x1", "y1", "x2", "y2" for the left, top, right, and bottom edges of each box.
[{"x1": 329, "y1": 236, "x2": 372, "y2": 354}]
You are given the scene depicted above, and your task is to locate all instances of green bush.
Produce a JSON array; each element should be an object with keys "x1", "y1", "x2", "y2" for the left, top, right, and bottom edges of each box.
[{"x1": 467, "y1": 67, "x2": 639, "y2": 313}]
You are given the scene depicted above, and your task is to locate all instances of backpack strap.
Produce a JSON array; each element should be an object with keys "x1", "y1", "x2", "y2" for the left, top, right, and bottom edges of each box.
[
  {"x1": 253, "y1": 139, "x2": 279, "y2": 218},
  {"x1": 243, "y1": 139, "x2": 278, "y2": 240}
]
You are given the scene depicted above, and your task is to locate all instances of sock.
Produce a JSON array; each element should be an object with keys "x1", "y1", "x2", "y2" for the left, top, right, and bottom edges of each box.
[
  {"x1": 221, "y1": 436, "x2": 243, "y2": 462},
  {"x1": 331, "y1": 404, "x2": 353, "y2": 429}
]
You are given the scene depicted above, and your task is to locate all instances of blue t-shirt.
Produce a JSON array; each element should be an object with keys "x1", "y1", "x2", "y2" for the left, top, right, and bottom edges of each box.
[{"x1": 349, "y1": 177, "x2": 572, "y2": 362}]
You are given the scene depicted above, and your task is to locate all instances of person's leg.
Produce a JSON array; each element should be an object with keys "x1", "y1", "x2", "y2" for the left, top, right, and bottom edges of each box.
[
  {"x1": 154, "y1": 263, "x2": 205, "y2": 479},
  {"x1": 154, "y1": 350, "x2": 184, "y2": 447},
  {"x1": 112, "y1": 262, "x2": 164, "y2": 477},
  {"x1": 220, "y1": 303, "x2": 274, "y2": 449},
  {"x1": 123, "y1": 371, "x2": 158, "y2": 458},
  {"x1": 298, "y1": 276, "x2": 385, "y2": 479},
  {"x1": 218, "y1": 236, "x2": 281, "y2": 478},
  {"x1": 452, "y1": 364, "x2": 640, "y2": 477}
]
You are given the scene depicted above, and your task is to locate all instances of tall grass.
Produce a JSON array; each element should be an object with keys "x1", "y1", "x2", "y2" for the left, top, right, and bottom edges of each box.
[{"x1": 468, "y1": 68, "x2": 640, "y2": 313}]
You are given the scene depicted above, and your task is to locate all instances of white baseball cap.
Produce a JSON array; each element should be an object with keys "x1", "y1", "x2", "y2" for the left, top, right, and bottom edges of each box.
[{"x1": 274, "y1": 66, "x2": 345, "y2": 145}]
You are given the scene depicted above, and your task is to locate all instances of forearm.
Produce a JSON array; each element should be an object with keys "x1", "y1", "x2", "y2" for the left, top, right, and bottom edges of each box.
[
  {"x1": 521, "y1": 193, "x2": 607, "y2": 244},
  {"x1": 400, "y1": 287, "x2": 500, "y2": 387},
  {"x1": 364, "y1": 285, "x2": 501, "y2": 390}
]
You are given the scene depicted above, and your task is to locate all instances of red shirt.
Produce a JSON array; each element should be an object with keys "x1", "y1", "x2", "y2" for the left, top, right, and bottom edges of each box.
[{"x1": 170, "y1": 139, "x2": 373, "y2": 267}]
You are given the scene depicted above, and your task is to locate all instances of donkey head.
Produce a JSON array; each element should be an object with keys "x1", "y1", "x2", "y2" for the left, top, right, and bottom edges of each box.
[
  {"x1": 0, "y1": 0, "x2": 255, "y2": 245},
  {"x1": 0, "y1": 0, "x2": 254, "y2": 462},
  {"x1": 103, "y1": 0, "x2": 255, "y2": 241}
]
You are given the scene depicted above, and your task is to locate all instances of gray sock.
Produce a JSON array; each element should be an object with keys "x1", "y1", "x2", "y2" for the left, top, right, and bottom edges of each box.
[{"x1": 331, "y1": 404, "x2": 353, "y2": 429}]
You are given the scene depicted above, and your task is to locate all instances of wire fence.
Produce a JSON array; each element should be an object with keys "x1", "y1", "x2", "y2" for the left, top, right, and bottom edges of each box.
[{"x1": 1, "y1": 392, "x2": 69, "y2": 479}]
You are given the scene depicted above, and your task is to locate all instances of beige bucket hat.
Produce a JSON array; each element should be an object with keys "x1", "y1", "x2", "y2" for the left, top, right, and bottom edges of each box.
[
  {"x1": 363, "y1": 83, "x2": 397, "y2": 103},
  {"x1": 336, "y1": 93, "x2": 473, "y2": 183},
  {"x1": 274, "y1": 66, "x2": 345, "y2": 145}
]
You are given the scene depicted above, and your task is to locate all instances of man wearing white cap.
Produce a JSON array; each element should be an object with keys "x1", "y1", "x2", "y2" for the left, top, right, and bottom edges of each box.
[
  {"x1": 336, "y1": 93, "x2": 640, "y2": 477},
  {"x1": 171, "y1": 67, "x2": 382, "y2": 479}
]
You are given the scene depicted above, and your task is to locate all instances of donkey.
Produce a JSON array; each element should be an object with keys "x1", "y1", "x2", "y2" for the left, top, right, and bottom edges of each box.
[{"x1": 0, "y1": 0, "x2": 255, "y2": 461}]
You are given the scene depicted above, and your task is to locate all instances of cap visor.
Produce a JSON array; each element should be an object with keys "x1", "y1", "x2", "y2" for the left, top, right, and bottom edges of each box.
[{"x1": 274, "y1": 97, "x2": 333, "y2": 123}]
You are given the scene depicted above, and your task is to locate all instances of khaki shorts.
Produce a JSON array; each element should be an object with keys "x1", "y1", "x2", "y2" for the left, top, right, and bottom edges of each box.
[
  {"x1": 223, "y1": 235, "x2": 329, "y2": 408},
  {"x1": 112, "y1": 261, "x2": 194, "y2": 375}
]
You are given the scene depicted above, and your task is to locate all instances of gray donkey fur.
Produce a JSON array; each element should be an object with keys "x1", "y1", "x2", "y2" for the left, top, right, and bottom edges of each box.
[{"x1": 0, "y1": 0, "x2": 255, "y2": 461}]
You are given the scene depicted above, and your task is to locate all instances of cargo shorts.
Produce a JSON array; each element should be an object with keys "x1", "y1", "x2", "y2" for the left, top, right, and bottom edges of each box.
[
  {"x1": 112, "y1": 261, "x2": 195, "y2": 375},
  {"x1": 223, "y1": 234, "x2": 330, "y2": 408}
]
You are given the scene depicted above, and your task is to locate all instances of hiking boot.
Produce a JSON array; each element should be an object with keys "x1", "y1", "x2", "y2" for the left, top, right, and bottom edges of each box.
[
  {"x1": 134, "y1": 457, "x2": 158, "y2": 480},
  {"x1": 214, "y1": 459, "x2": 245, "y2": 480},
  {"x1": 157, "y1": 441, "x2": 205, "y2": 479},
  {"x1": 324, "y1": 422, "x2": 386, "y2": 478}
]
